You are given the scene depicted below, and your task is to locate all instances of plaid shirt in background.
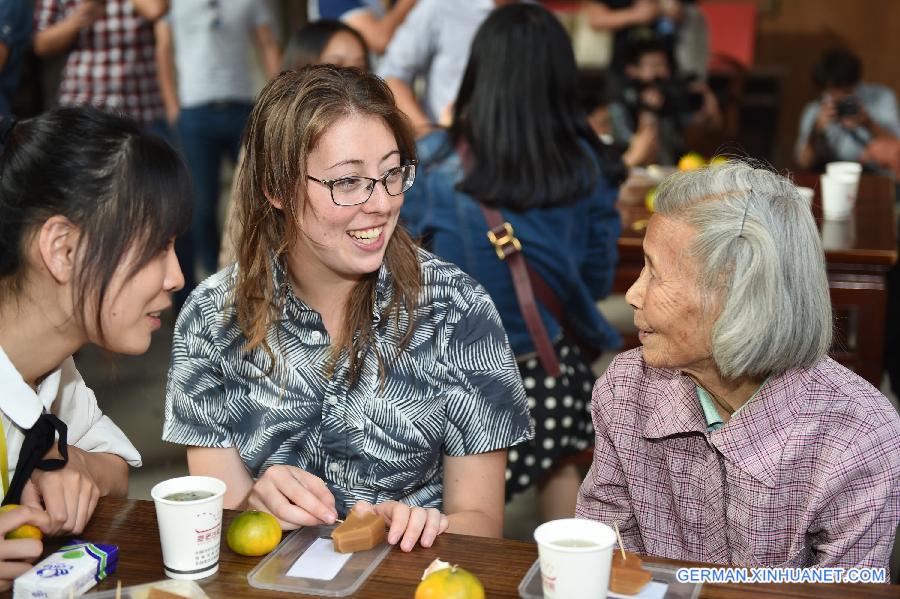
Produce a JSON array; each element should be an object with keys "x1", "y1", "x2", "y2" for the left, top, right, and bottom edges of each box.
[
  {"x1": 35, "y1": 0, "x2": 164, "y2": 125},
  {"x1": 576, "y1": 348, "x2": 900, "y2": 570}
]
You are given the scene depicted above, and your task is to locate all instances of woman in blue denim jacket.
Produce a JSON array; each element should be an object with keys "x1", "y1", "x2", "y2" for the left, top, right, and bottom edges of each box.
[{"x1": 401, "y1": 3, "x2": 627, "y2": 521}]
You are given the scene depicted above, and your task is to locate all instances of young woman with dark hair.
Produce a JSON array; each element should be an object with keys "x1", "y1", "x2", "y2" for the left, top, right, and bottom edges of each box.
[
  {"x1": 402, "y1": 3, "x2": 626, "y2": 521},
  {"x1": 164, "y1": 66, "x2": 532, "y2": 551},
  {"x1": 283, "y1": 20, "x2": 370, "y2": 71},
  {"x1": 0, "y1": 106, "x2": 189, "y2": 590}
]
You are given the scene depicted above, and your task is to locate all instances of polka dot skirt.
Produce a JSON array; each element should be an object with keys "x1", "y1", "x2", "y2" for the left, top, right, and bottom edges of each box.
[{"x1": 505, "y1": 339, "x2": 596, "y2": 500}]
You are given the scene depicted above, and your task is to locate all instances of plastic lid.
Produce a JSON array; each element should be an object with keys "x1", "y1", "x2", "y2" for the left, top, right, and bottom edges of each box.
[{"x1": 247, "y1": 525, "x2": 392, "y2": 596}]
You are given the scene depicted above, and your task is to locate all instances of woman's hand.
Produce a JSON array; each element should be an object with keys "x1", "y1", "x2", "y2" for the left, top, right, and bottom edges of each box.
[
  {"x1": 246, "y1": 465, "x2": 338, "y2": 530},
  {"x1": 23, "y1": 446, "x2": 101, "y2": 536},
  {"x1": 352, "y1": 500, "x2": 449, "y2": 552},
  {"x1": 0, "y1": 506, "x2": 51, "y2": 591}
]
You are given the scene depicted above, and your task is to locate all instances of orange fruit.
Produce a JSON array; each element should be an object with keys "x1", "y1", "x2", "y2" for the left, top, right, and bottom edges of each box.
[
  {"x1": 415, "y1": 564, "x2": 485, "y2": 599},
  {"x1": 677, "y1": 152, "x2": 706, "y2": 171},
  {"x1": 226, "y1": 510, "x2": 282, "y2": 557},
  {"x1": 710, "y1": 155, "x2": 729, "y2": 166},
  {"x1": 0, "y1": 504, "x2": 43, "y2": 540},
  {"x1": 644, "y1": 187, "x2": 657, "y2": 213}
]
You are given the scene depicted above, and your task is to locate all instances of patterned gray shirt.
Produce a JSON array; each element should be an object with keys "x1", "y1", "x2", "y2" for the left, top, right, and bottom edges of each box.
[{"x1": 163, "y1": 249, "x2": 533, "y2": 515}]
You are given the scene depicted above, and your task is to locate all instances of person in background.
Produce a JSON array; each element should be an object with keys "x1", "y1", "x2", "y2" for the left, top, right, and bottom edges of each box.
[
  {"x1": 308, "y1": 0, "x2": 415, "y2": 55},
  {"x1": 164, "y1": 66, "x2": 532, "y2": 550},
  {"x1": 156, "y1": 0, "x2": 280, "y2": 301},
  {"x1": 377, "y1": 0, "x2": 520, "y2": 138},
  {"x1": 0, "y1": 106, "x2": 189, "y2": 589},
  {"x1": 402, "y1": 4, "x2": 626, "y2": 521},
  {"x1": 584, "y1": 0, "x2": 708, "y2": 79},
  {"x1": 795, "y1": 47, "x2": 900, "y2": 171},
  {"x1": 608, "y1": 36, "x2": 720, "y2": 166},
  {"x1": 283, "y1": 19, "x2": 369, "y2": 71},
  {"x1": 0, "y1": 0, "x2": 33, "y2": 116},
  {"x1": 577, "y1": 161, "x2": 900, "y2": 569},
  {"x1": 216, "y1": 19, "x2": 369, "y2": 270},
  {"x1": 33, "y1": 0, "x2": 169, "y2": 136}
]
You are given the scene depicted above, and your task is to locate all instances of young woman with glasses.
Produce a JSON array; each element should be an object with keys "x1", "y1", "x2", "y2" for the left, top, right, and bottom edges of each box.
[
  {"x1": 163, "y1": 66, "x2": 532, "y2": 551},
  {"x1": 401, "y1": 3, "x2": 627, "y2": 522}
]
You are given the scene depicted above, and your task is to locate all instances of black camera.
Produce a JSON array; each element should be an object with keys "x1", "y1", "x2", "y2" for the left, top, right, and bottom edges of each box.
[
  {"x1": 836, "y1": 96, "x2": 860, "y2": 117},
  {"x1": 622, "y1": 75, "x2": 704, "y2": 118}
]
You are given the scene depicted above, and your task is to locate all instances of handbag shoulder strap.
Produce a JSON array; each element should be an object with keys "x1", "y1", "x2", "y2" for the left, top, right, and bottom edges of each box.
[{"x1": 480, "y1": 204, "x2": 561, "y2": 377}]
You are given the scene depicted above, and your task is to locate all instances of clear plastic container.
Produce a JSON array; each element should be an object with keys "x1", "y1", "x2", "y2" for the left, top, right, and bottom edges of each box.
[
  {"x1": 518, "y1": 558, "x2": 701, "y2": 599},
  {"x1": 83, "y1": 579, "x2": 208, "y2": 598},
  {"x1": 247, "y1": 525, "x2": 391, "y2": 596}
]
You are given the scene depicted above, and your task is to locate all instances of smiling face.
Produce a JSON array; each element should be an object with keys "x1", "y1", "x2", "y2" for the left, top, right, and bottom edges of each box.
[
  {"x1": 291, "y1": 113, "x2": 403, "y2": 285},
  {"x1": 88, "y1": 239, "x2": 184, "y2": 354},
  {"x1": 625, "y1": 214, "x2": 719, "y2": 376}
]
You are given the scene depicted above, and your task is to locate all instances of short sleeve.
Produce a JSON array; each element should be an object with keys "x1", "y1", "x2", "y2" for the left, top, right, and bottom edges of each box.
[
  {"x1": 51, "y1": 358, "x2": 142, "y2": 467},
  {"x1": 34, "y1": 0, "x2": 62, "y2": 32},
  {"x1": 870, "y1": 86, "x2": 900, "y2": 137},
  {"x1": 252, "y1": 0, "x2": 273, "y2": 27},
  {"x1": 316, "y1": 0, "x2": 365, "y2": 21},
  {"x1": 163, "y1": 291, "x2": 234, "y2": 448},
  {"x1": 440, "y1": 285, "x2": 533, "y2": 456},
  {"x1": 376, "y1": 0, "x2": 435, "y2": 83}
]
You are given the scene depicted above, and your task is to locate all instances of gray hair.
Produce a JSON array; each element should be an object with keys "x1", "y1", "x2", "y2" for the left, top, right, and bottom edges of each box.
[{"x1": 654, "y1": 161, "x2": 832, "y2": 379}]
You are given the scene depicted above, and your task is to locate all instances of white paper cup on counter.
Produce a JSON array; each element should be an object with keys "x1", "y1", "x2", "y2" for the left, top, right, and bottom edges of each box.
[
  {"x1": 825, "y1": 161, "x2": 861, "y2": 201},
  {"x1": 820, "y1": 173, "x2": 856, "y2": 220},
  {"x1": 534, "y1": 518, "x2": 617, "y2": 599},
  {"x1": 151, "y1": 475, "x2": 227, "y2": 580},
  {"x1": 796, "y1": 186, "x2": 815, "y2": 208}
]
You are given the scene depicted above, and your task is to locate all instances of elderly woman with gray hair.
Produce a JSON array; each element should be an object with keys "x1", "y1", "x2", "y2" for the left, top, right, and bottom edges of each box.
[{"x1": 576, "y1": 161, "x2": 900, "y2": 569}]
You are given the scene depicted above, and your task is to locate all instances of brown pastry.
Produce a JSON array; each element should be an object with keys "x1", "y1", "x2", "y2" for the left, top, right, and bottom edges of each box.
[
  {"x1": 609, "y1": 550, "x2": 653, "y2": 595},
  {"x1": 331, "y1": 509, "x2": 386, "y2": 553}
]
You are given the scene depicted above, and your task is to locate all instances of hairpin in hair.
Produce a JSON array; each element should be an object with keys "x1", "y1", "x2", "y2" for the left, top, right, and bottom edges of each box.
[{"x1": 738, "y1": 190, "x2": 752, "y2": 239}]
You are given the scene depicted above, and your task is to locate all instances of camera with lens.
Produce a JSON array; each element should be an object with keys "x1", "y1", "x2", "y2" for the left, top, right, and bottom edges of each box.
[
  {"x1": 835, "y1": 96, "x2": 860, "y2": 117},
  {"x1": 622, "y1": 74, "x2": 705, "y2": 119}
]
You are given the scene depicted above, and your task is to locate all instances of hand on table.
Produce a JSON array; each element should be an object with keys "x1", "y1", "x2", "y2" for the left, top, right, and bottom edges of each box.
[
  {"x1": 0, "y1": 506, "x2": 51, "y2": 591},
  {"x1": 352, "y1": 500, "x2": 449, "y2": 552},
  {"x1": 23, "y1": 445, "x2": 100, "y2": 536},
  {"x1": 246, "y1": 465, "x2": 338, "y2": 530}
]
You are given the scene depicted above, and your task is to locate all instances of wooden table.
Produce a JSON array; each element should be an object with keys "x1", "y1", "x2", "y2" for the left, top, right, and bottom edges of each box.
[
  {"x1": 9, "y1": 498, "x2": 899, "y2": 598},
  {"x1": 615, "y1": 172, "x2": 898, "y2": 387}
]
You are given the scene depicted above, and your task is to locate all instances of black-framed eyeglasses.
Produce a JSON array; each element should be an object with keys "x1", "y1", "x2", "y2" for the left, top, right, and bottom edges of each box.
[{"x1": 307, "y1": 162, "x2": 417, "y2": 207}]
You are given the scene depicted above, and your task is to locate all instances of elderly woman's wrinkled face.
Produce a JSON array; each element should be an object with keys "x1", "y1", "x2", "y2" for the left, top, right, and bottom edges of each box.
[{"x1": 625, "y1": 214, "x2": 718, "y2": 376}]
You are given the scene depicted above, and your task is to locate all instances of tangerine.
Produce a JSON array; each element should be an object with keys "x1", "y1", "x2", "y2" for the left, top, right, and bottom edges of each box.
[
  {"x1": 0, "y1": 504, "x2": 43, "y2": 540},
  {"x1": 415, "y1": 564, "x2": 485, "y2": 599},
  {"x1": 677, "y1": 152, "x2": 706, "y2": 171},
  {"x1": 226, "y1": 510, "x2": 282, "y2": 557}
]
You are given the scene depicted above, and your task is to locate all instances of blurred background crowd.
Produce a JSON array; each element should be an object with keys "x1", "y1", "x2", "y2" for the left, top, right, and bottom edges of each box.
[{"x1": 1, "y1": 0, "x2": 898, "y2": 545}]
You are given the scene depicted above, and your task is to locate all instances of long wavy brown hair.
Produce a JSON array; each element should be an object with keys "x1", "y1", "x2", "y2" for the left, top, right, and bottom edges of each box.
[{"x1": 232, "y1": 66, "x2": 420, "y2": 385}]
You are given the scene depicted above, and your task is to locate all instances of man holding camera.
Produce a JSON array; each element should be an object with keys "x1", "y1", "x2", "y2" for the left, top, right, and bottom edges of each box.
[
  {"x1": 795, "y1": 48, "x2": 900, "y2": 172},
  {"x1": 607, "y1": 36, "x2": 720, "y2": 166}
]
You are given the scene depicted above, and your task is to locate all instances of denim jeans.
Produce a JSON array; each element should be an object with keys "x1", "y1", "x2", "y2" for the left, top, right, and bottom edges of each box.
[{"x1": 176, "y1": 101, "x2": 252, "y2": 285}]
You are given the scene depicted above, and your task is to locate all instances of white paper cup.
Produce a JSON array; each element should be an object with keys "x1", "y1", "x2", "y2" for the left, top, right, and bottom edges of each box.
[
  {"x1": 534, "y1": 518, "x2": 617, "y2": 599},
  {"x1": 796, "y1": 186, "x2": 815, "y2": 208},
  {"x1": 825, "y1": 161, "x2": 861, "y2": 202},
  {"x1": 820, "y1": 173, "x2": 856, "y2": 220},
  {"x1": 151, "y1": 476, "x2": 227, "y2": 580}
]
